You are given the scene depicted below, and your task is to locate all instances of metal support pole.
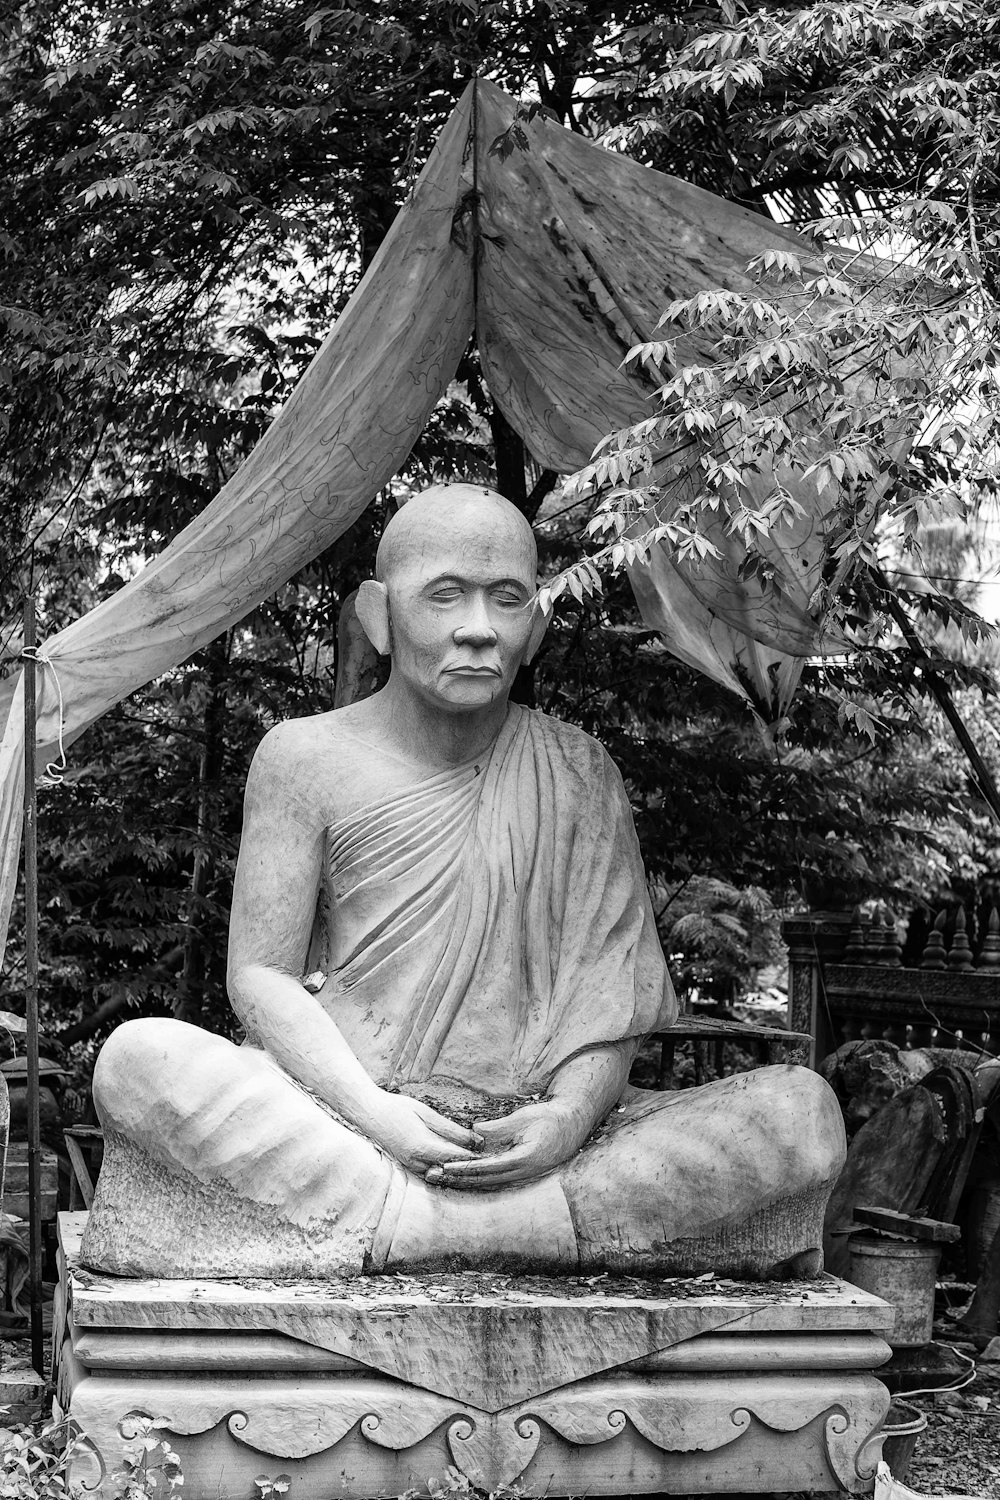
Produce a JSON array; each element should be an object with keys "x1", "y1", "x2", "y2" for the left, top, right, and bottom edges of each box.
[{"x1": 22, "y1": 595, "x2": 44, "y2": 1374}]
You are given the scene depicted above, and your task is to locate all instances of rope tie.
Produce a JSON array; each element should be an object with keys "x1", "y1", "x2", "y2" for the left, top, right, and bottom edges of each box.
[{"x1": 20, "y1": 647, "x2": 68, "y2": 785}]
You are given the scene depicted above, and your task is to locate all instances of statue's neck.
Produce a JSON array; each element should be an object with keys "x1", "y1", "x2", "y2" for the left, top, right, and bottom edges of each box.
[{"x1": 366, "y1": 677, "x2": 514, "y2": 770}]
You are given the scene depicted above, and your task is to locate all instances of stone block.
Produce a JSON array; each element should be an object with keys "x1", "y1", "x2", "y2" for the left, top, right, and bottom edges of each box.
[
  {"x1": 0, "y1": 1348, "x2": 45, "y2": 1424},
  {"x1": 2, "y1": 1144, "x2": 59, "y2": 1223}
]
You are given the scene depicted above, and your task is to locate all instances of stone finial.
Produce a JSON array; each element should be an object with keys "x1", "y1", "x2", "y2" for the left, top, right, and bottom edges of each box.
[
  {"x1": 874, "y1": 905, "x2": 903, "y2": 967},
  {"x1": 977, "y1": 906, "x2": 1000, "y2": 969},
  {"x1": 843, "y1": 905, "x2": 868, "y2": 964},
  {"x1": 920, "y1": 909, "x2": 948, "y2": 970},
  {"x1": 947, "y1": 905, "x2": 974, "y2": 971}
]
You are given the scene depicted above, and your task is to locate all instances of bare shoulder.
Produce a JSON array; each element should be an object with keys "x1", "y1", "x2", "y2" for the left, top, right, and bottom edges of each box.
[
  {"x1": 246, "y1": 710, "x2": 357, "y2": 824},
  {"x1": 247, "y1": 701, "x2": 400, "y2": 825},
  {"x1": 251, "y1": 712, "x2": 333, "y2": 769}
]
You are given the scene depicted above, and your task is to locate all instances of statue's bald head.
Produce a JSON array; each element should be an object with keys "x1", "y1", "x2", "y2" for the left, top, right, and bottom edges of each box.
[
  {"x1": 355, "y1": 481, "x2": 547, "y2": 683},
  {"x1": 375, "y1": 483, "x2": 537, "y2": 587}
]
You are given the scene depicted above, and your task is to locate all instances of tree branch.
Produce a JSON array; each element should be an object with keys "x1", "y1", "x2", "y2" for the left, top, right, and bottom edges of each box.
[{"x1": 874, "y1": 567, "x2": 1000, "y2": 827}]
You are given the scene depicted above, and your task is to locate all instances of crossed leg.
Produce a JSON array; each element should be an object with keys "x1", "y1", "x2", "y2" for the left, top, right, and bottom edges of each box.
[{"x1": 82, "y1": 1019, "x2": 844, "y2": 1280}]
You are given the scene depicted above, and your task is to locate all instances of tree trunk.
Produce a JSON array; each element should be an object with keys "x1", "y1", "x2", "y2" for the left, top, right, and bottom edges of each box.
[{"x1": 490, "y1": 405, "x2": 527, "y2": 510}]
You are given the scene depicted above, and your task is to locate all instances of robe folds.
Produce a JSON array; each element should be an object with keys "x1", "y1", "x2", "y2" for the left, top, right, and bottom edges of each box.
[{"x1": 318, "y1": 705, "x2": 677, "y2": 1100}]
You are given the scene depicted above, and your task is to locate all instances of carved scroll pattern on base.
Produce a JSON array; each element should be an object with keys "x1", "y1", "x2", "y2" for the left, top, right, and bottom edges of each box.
[{"x1": 70, "y1": 1374, "x2": 890, "y2": 1495}]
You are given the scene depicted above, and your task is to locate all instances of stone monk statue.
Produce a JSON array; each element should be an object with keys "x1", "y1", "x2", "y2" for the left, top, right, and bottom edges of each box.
[{"x1": 82, "y1": 483, "x2": 845, "y2": 1280}]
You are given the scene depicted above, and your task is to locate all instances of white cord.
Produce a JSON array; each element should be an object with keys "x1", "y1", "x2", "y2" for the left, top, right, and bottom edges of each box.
[
  {"x1": 901, "y1": 1344, "x2": 978, "y2": 1402},
  {"x1": 20, "y1": 647, "x2": 68, "y2": 785}
]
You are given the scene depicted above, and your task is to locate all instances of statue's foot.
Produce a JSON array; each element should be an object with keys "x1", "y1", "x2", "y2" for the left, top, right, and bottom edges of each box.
[{"x1": 378, "y1": 1170, "x2": 578, "y2": 1273}]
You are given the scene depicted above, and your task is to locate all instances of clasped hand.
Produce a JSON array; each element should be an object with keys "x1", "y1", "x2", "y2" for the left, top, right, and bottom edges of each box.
[
  {"x1": 371, "y1": 1091, "x2": 591, "y2": 1189},
  {"x1": 436, "y1": 1098, "x2": 585, "y2": 1190},
  {"x1": 371, "y1": 1091, "x2": 481, "y2": 1174}
]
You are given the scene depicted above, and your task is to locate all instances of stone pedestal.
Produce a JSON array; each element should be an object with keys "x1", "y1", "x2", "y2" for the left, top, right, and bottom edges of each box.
[{"x1": 55, "y1": 1213, "x2": 895, "y2": 1498}]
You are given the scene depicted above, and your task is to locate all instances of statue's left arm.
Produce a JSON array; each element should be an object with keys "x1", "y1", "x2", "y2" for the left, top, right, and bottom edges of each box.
[{"x1": 439, "y1": 1039, "x2": 640, "y2": 1189}]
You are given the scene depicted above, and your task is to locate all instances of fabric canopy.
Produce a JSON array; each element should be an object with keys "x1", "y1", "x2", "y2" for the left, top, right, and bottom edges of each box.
[{"x1": 0, "y1": 81, "x2": 921, "y2": 969}]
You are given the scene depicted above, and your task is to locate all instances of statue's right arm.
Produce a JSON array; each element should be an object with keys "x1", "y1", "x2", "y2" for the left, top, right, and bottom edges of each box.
[{"x1": 226, "y1": 725, "x2": 478, "y2": 1174}]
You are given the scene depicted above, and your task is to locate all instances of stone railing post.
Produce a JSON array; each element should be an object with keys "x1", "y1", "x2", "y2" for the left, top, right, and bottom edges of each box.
[{"x1": 781, "y1": 912, "x2": 853, "y2": 1067}]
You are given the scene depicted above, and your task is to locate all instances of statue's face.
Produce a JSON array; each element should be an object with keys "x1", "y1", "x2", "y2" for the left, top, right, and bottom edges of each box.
[{"x1": 385, "y1": 513, "x2": 536, "y2": 712}]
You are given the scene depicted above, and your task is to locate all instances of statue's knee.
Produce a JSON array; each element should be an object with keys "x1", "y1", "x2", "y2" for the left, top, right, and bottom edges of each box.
[
  {"x1": 774, "y1": 1064, "x2": 846, "y2": 1165},
  {"x1": 792, "y1": 1062, "x2": 842, "y2": 1122},
  {"x1": 93, "y1": 1018, "x2": 191, "y2": 1122}
]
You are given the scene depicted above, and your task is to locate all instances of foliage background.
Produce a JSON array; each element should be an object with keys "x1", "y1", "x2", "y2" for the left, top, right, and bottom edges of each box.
[{"x1": 1, "y1": 0, "x2": 999, "y2": 1070}]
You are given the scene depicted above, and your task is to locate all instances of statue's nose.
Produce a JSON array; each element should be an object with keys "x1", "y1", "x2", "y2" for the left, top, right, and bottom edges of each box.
[{"x1": 453, "y1": 600, "x2": 498, "y2": 647}]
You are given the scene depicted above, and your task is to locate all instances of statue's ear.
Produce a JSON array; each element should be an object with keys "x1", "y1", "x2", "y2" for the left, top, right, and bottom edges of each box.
[
  {"x1": 355, "y1": 580, "x2": 391, "y2": 656},
  {"x1": 523, "y1": 598, "x2": 551, "y2": 665}
]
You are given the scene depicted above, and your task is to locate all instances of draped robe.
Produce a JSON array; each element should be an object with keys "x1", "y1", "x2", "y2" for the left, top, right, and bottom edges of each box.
[{"x1": 316, "y1": 706, "x2": 676, "y2": 1101}]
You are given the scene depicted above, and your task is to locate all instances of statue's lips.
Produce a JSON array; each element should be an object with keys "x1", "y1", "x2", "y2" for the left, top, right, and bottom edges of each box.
[{"x1": 444, "y1": 666, "x2": 502, "y2": 677}]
